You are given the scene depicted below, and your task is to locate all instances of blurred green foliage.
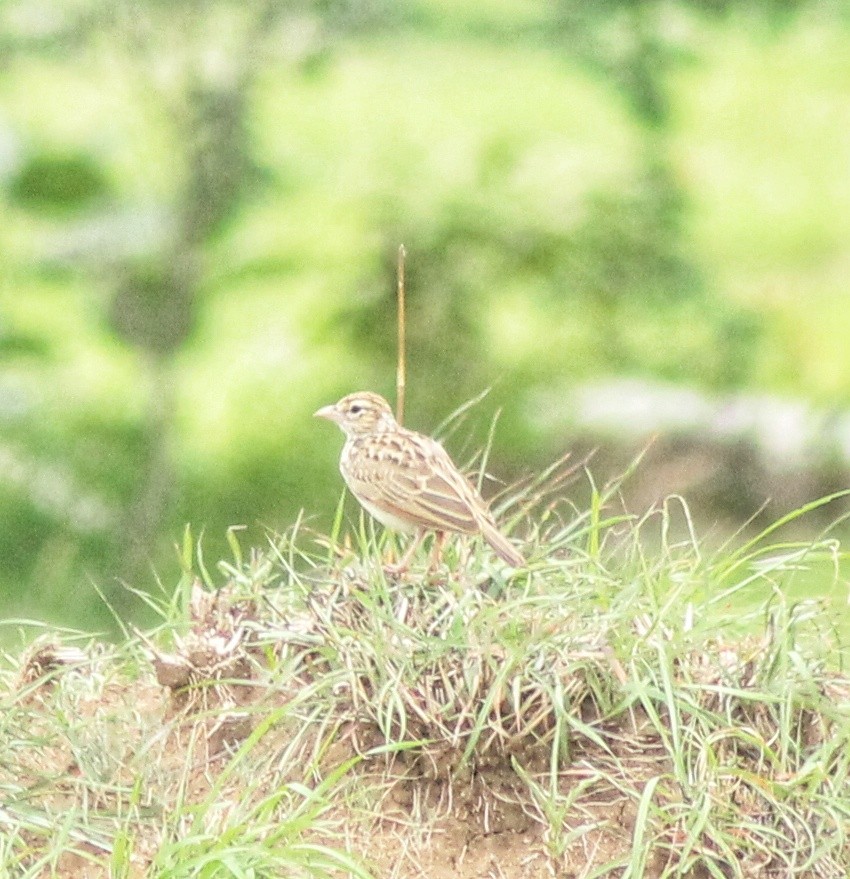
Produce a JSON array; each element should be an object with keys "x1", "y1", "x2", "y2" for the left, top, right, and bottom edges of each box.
[
  {"x1": 9, "y1": 151, "x2": 112, "y2": 212},
  {"x1": 0, "y1": 0, "x2": 848, "y2": 632}
]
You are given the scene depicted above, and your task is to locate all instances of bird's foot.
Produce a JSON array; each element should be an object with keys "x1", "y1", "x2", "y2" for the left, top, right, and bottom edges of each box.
[{"x1": 382, "y1": 561, "x2": 409, "y2": 579}]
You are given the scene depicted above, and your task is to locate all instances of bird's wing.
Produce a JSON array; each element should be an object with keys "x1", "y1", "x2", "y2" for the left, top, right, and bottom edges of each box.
[{"x1": 344, "y1": 431, "x2": 486, "y2": 534}]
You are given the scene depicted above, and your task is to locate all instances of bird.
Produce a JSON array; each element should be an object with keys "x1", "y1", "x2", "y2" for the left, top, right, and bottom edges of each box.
[{"x1": 314, "y1": 391, "x2": 525, "y2": 573}]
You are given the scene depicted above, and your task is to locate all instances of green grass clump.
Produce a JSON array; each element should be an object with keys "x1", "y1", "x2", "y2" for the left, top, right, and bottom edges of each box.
[{"x1": 1, "y1": 479, "x2": 849, "y2": 877}]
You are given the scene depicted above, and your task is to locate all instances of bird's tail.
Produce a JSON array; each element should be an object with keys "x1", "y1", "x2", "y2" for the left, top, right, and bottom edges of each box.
[{"x1": 481, "y1": 518, "x2": 525, "y2": 568}]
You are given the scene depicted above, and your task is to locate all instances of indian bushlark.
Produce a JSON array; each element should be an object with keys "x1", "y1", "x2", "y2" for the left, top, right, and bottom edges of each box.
[{"x1": 315, "y1": 392, "x2": 524, "y2": 571}]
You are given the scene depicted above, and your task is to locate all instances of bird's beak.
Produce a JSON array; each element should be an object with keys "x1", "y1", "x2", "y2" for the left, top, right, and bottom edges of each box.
[{"x1": 314, "y1": 404, "x2": 341, "y2": 422}]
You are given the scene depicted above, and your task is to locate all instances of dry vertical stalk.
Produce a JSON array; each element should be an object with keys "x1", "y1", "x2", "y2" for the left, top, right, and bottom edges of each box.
[{"x1": 396, "y1": 243, "x2": 406, "y2": 426}]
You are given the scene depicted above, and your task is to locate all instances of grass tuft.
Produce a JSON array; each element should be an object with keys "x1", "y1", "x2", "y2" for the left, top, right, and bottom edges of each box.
[{"x1": 1, "y1": 475, "x2": 849, "y2": 876}]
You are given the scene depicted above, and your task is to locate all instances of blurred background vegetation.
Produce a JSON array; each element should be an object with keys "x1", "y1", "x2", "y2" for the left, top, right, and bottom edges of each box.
[{"x1": 1, "y1": 0, "x2": 849, "y2": 632}]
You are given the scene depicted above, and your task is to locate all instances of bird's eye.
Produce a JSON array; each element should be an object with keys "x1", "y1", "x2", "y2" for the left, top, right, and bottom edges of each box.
[{"x1": 349, "y1": 404, "x2": 363, "y2": 415}]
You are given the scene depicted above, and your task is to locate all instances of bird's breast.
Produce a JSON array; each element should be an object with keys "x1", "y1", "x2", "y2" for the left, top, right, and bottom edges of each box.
[{"x1": 356, "y1": 497, "x2": 417, "y2": 533}]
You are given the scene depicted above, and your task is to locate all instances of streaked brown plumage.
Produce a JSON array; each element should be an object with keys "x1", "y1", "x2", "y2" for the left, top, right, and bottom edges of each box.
[{"x1": 314, "y1": 392, "x2": 524, "y2": 571}]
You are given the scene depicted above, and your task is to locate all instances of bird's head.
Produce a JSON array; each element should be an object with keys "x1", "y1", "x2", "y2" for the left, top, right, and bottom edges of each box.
[{"x1": 314, "y1": 392, "x2": 398, "y2": 438}]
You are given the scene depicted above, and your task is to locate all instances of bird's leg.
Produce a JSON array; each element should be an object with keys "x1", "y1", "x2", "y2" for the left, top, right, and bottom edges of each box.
[
  {"x1": 428, "y1": 531, "x2": 447, "y2": 572},
  {"x1": 384, "y1": 529, "x2": 426, "y2": 577}
]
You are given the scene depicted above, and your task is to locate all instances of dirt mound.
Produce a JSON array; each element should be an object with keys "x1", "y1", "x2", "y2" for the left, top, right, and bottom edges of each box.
[{"x1": 4, "y1": 562, "x2": 850, "y2": 878}]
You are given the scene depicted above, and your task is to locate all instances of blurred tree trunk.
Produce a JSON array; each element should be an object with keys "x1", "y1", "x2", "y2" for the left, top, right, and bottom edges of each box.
[{"x1": 107, "y1": 69, "x2": 255, "y2": 583}]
